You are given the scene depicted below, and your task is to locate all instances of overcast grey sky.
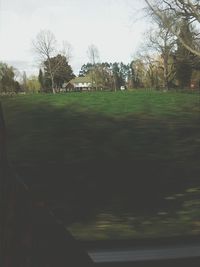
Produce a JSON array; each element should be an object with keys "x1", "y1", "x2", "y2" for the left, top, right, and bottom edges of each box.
[{"x1": 0, "y1": 0, "x2": 147, "y2": 76}]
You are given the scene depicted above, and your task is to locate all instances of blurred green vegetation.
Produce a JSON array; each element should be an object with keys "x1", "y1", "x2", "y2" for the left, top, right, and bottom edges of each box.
[
  {"x1": 1, "y1": 91, "x2": 200, "y2": 239},
  {"x1": 1, "y1": 91, "x2": 200, "y2": 165},
  {"x1": 69, "y1": 187, "x2": 200, "y2": 240}
]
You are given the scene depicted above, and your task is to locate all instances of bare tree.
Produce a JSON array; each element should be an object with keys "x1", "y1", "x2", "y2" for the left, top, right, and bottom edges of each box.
[
  {"x1": 33, "y1": 30, "x2": 57, "y2": 93},
  {"x1": 145, "y1": 0, "x2": 200, "y2": 57},
  {"x1": 146, "y1": 27, "x2": 176, "y2": 89},
  {"x1": 62, "y1": 41, "x2": 73, "y2": 62},
  {"x1": 33, "y1": 30, "x2": 73, "y2": 93}
]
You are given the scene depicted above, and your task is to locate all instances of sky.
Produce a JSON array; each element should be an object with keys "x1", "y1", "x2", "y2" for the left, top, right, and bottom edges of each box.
[{"x1": 0, "y1": 0, "x2": 147, "y2": 76}]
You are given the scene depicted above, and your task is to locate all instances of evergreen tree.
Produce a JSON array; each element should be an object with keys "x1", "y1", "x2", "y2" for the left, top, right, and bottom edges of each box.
[
  {"x1": 79, "y1": 63, "x2": 93, "y2": 77},
  {"x1": 0, "y1": 63, "x2": 18, "y2": 93},
  {"x1": 22, "y1": 71, "x2": 27, "y2": 92},
  {"x1": 38, "y1": 69, "x2": 44, "y2": 91},
  {"x1": 43, "y1": 54, "x2": 75, "y2": 91}
]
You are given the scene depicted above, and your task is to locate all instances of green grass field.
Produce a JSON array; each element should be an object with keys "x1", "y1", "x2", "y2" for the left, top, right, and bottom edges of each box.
[{"x1": 1, "y1": 90, "x2": 200, "y2": 240}]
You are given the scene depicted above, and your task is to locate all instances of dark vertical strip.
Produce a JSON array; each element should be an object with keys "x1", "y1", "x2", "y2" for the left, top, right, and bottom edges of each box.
[
  {"x1": 0, "y1": 101, "x2": 7, "y2": 267},
  {"x1": 0, "y1": 101, "x2": 6, "y2": 163},
  {"x1": 0, "y1": 102, "x2": 93, "y2": 266}
]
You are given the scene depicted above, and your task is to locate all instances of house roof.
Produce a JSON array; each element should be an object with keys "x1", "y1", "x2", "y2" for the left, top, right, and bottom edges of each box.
[
  {"x1": 71, "y1": 76, "x2": 92, "y2": 84},
  {"x1": 63, "y1": 75, "x2": 93, "y2": 88}
]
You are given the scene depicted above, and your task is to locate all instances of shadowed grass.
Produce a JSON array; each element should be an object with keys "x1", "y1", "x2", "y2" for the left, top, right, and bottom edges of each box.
[{"x1": 1, "y1": 91, "x2": 200, "y2": 239}]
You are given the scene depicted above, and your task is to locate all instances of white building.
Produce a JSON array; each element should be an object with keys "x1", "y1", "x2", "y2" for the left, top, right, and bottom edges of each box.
[{"x1": 63, "y1": 76, "x2": 93, "y2": 91}]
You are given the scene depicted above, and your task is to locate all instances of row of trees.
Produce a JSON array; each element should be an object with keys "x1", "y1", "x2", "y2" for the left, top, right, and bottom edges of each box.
[
  {"x1": 0, "y1": 30, "x2": 75, "y2": 94},
  {"x1": 32, "y1": 27, "x2": 198, "y2": 93},
  {"x1": 139, "y1": 0, "x2": 200, "y2": 89},
  {"x1": 75, "y1": 1, "x2": 200, "y2": 91},
  {"x1": 1, "y1": 0, "x2": 200, "y2": 94},
  {"x1": 0, "y1": 65, "x2": 43, "y2": 94},
  {"x1": 78, "y1": 62, "x2": 134, "y2": 91},
  {"x1": 77, "y1": 1, "x2": 200, "y2": 91}
]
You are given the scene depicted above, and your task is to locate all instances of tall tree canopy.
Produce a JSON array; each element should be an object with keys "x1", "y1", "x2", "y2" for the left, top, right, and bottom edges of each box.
[
  {"x1": 43, "y1": 54, "x2": 75, "y2": 91},
  {"x1": 0, "y1": 63, "x2": 20, "y2": 93},
  {"x1": 175, "y1": 18, "x2": 194, "y2": 88},
  {"x1": 33, "y1": 30, "x2": 73, "y2": 93},
  {"x1": 145, "y1": 27, "x2": 176, "y2": 89},
  {"x1": 145, "y1": 0, "x2": 200, "y2": 57},
  {"x1": 33, "y1": 30, "x2": 57, "y2": 93}
]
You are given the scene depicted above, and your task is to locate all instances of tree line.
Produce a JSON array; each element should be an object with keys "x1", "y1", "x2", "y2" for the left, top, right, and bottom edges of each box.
[
  {"x1": 142, "y1": 0, "x2": 200, "y2": 89},
  {"x1": 0, "y1": 0, "x2": 200, "y2": 94}
]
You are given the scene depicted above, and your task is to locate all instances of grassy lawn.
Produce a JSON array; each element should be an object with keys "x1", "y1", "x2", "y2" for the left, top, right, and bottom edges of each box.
[{"x1": 1, "y1": 90, "x2": 200, "y2": 240}]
